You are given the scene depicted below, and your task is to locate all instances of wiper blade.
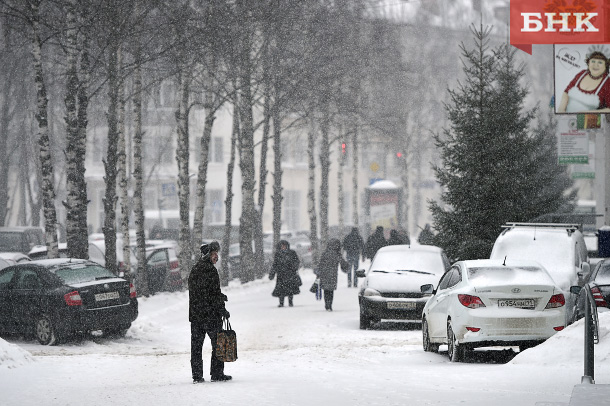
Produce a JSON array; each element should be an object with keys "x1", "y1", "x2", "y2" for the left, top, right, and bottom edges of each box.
[
  {"x1": 397, "y1": 270, "x2": 435, "y2": 275},
  {"x1": 95, "y1": 276, "x2": 116, "y2": 280}
]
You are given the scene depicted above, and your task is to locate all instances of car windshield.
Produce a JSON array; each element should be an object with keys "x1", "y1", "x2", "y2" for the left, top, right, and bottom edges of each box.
[
  {"x1": 467, "y1": 266, "x2": 549, "y2": 284},
  {"x1": 53, "y1": 264, "x2": 117, "y2": 284},
  {"x1": 370, "y1": 251, "x2": 445, "y2": 275}
]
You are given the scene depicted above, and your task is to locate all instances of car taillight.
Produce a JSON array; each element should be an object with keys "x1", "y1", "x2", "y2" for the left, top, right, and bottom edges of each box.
[
  {"x1": 129, "y1": 283, "x2": 137, "y2": 298},
  {"x1": 545, "y1": 293, "x2": 565, "y2": 309},
  {"x1": 591, "y1": 287, "x2": 608, "y2": 307},
  {"x1": 465, "y1": 327, "x2": 480, "y2": 332},
  {"x1": 458, "y1": 294, "x2": 485, "y2": 309},
  {"x1": 64, "y1": 291, "x2": 82, "y2": 306},
  {"x1": 169, "y1": 260, "x2": 179, "y2": 270}
]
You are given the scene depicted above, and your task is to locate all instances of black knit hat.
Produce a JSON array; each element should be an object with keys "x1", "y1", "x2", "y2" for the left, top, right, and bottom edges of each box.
[{"x1": 200, "y1": 241, "x2": 220, "y2": 256}]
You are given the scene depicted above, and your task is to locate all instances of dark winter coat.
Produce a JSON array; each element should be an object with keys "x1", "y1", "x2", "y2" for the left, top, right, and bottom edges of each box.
[
  {"x1": 270, "y1": 240, "x2": 301, "y2": 297},
  {"x1": 188, "y1": 256, "x2": 227, "y2": 324},
  {"x1": 365, "y1": 227, "x2": 387, "y2": 259},
  {"x1": 388, "y1": 229, "x2": 409, "y2": 246},
  {"x1": 318, "y1": 239, "x2": 348, "y2": 291},
  {"x1": 342, "y1": 228, "x2": 364, "y2": 257}
]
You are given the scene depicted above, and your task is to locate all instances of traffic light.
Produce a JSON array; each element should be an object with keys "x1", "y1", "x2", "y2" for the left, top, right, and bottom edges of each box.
[
  {"x1": 395, "y1": 152, "x2": 406, "y2": 167},
  {"x1": 341, "y1": 143, "x2": 346, "y2": 155}
]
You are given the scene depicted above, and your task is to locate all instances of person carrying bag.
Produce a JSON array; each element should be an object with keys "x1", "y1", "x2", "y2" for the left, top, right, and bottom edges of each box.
[{"x1": 215, "y1": 317, "x2": 238, "y2": 363}]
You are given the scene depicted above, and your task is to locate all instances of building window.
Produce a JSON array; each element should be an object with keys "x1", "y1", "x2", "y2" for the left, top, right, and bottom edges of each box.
[
  {"x1": 209, "y1": 137, "x2": 223, "y2": 163},
  {"x1": 205, "y1": 189, "x2": 224, "y2": 224},
  {"x1": 283, "y1": 190, "x2": 300, "y2": 231}
]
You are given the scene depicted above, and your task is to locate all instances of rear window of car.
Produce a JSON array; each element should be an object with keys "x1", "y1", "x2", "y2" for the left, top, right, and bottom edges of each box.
[
  {"x1": 53, "y1": 264, "x2": 117, "y2": 284},
  {"x1": 468, "y1": 266, "x2": 547, "y2": 283},
  {"x1": 595, "y1": 263, "x2": 610, "y2": 284}
]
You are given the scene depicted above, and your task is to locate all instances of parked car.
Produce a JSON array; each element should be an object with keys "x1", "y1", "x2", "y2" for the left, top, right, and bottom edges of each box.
[
  {"x1": 290, "y1": 237, "x2": 313, "y2": 268},
  {"x1": 356, "y1": 244, "x2": 450, "y2": 329},
  {"x1": 228, "y1": 241, "x2": 273, "y2": 280},
  {"x1": 421, "y1": 259, "x2": 566, "y2": 362},
  {"x1": 0, "y1": 252, "x2": 32, "y2": 265},
  {"x1": 88, "y1": 239, "x2": 138, "y2": 275},
  {"x1": 490, "y1": 223, "x2": 589, "y2": 325},
  {"x1": 570, "y1": 258, "x2": 610, "y2": 322},
  {"x1": 28, "y1": 243, "x2": 69, "y2": 260},
  {"x1": 0, "y1": 258, "x2": 138, "y2": 345},
  {"x1": 133, "y1": 243, "x2": 182, "y2": 293},
  {"x1": 0, "y1": 227, "x2": 45, "y2": 254}
]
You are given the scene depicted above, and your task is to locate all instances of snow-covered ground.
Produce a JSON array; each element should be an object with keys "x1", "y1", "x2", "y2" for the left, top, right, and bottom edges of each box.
[{"x1": 2, "y1": 267, "x2": 610, "y2": 406}]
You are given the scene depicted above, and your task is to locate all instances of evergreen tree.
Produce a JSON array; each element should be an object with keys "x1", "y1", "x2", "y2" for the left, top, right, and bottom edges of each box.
[{"x1": 429, "y1": 26, "x2": 574, "y2": 261}]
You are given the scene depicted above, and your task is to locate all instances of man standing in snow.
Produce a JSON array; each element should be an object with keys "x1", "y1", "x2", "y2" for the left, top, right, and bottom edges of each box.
[
  {"x1": 342, "y1": 227, "x2": 364, "y2": 288},
  {"x1": 189, "y1": 241, "x2": 232, "y2": 384}
]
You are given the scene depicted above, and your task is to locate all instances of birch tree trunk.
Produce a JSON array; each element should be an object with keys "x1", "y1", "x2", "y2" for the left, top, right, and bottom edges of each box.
[
  {"x1": 254, "y1": 86, "x2": 270, "y2": 277},
  {"x1": 29, "y1": 0, "x2": 58, "y2": 258},
  {"x1": 307, "y1": 115, "x2": 319, "y2": 267},
  {"x1": 220, "y1": 98, "x2": 239, "y2": 286},
  {"x1": 236, "y1": 0, "x2": 256, "y2": 283},
  {"x1": 118, "y1": 55, "x2": 131, "y2": 278},
  {"x1": 337, "y1": 126, "x2": 345, "y2": 232},
  {"x1": 103, "y1": 42, "x2": 120, "y2": 275},
  {"x1": 175, "y1": 71, "x2": 193, "y2": 278},
  {"x1": 352, "y1": 123, "x2": 359, "y2": 226},
  {"x1": 63, "y1": 0, "x2": 88, "y2": 259},
  {"x1": 270, "y1": 88, "x2": 282, "y2": 259},
  {"x1": 319, "y1": 102, "x2": 331, "y2": 250},
  {"x1": 133, "y1": 60, "x2": 149, "y2": 296}
]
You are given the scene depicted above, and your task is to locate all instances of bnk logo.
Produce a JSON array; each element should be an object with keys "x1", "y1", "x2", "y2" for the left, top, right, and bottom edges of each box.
[{"x1": 510, "y1": 0, "x2": 608, "y2": 54}]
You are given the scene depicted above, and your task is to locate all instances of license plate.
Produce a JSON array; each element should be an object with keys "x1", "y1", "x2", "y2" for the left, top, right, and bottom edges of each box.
[
  {"x1": 387, "y1": 301, "x2": 416, "y2": 309},
  {"x1": 95, "y1": 292, "x2": 120, "y2": 302},
  {"x1": 497, "y1": 299, "x2": 535, "y2": 309}
]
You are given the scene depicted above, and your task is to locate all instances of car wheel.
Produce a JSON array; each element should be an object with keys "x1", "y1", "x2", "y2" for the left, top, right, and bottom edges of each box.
[
  {"x1": 359, "y1": 312, "x2": 370, "y2": 330},
  {"x1": 447, "y1": 321, "x2": 464, "y2": 362},
  {"x1": 422, "y1": 318, "x2": 439, "y2": 353},
  {"x1": 35, "y1": 314, "x2": 57, "y2": 346}
]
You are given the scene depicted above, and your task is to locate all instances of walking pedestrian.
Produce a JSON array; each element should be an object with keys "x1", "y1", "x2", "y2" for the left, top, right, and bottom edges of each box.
[
  {"x1": 365, "y1": 226, "x2": 387, "y2": 260},
  {"x1": 317, "y1": 239, "x2": 348, "y2": 311},
  {"x1": 342, "y1": 227, "x2": 364, "y2": 288},
  {"x1": 269, "y1": 240, "x2": 301, "y2": 307},
  {"x1": 388, "y1": 229, "x2": 408, "y2": 245},
  {"x1": 188, "y1": 241, "x2": 232, "y2": 384}
]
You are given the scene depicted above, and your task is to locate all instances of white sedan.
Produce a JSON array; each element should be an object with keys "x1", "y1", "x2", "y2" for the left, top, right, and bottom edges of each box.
[{"x1": 421, "y1": 259, "x2": 566, "y2": 362}]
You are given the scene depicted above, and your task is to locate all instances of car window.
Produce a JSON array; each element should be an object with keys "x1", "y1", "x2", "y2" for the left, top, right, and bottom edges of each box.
[
  {"x1": 15, "y1": 269, "x2": 41, "y2": 290},
  {"x1": 438, "y1": 268, "x2": 457, "y2": 290},
  {"x1": 0, "y1": 269, "x2": 16, "y2": 290},
  {"x1": 446, "y1": 267, "x2": 462, "y2": 288},
  {"x1": 0, "y1": 232, "x2": 24, "y2": 252},
  {"x1": 594, "y1": 263, "x2": 610, "y2": 284},
  {"x1": 53, "y1": 264, "x2": 116, "y2": 284},
  {"x1": 441, "y1": 252, "x2": 451, "y2": 271},
  {"x1": 148, "y1": 250, "x2": 167, "y2": 264}
]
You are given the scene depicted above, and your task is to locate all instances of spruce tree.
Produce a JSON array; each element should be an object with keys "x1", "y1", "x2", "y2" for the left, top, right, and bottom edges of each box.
[{"x1": 429, "y1": 26, "x2": 573, "y2": 261}]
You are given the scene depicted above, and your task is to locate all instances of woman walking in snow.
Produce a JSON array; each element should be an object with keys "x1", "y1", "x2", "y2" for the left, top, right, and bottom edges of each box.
[
  {"x1": 317, "y1": 239, "x2": 348, "y2": 311},
  {"x1": 269, "y1": 240, "x2": 301, "y2": 307}
]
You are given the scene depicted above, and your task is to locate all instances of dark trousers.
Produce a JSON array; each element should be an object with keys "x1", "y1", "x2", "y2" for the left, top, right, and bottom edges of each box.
[
  {"x1": 324, "y1": 289, "x2": 334, "y2": 310},
  {"x1": 191, "y1": 321, "x2": 224, "y2": 380},
  {"x1": 346, "y1": 253, "x2": 359, "y2": 287},
  {"x1": 279, "y1": 295, "x2": 293, "y2": 306}
]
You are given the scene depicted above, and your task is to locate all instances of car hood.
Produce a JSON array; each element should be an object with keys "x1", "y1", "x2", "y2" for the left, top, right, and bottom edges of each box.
[{"x1": 365, "y1": 270, "x2": 442, "y2": 293}]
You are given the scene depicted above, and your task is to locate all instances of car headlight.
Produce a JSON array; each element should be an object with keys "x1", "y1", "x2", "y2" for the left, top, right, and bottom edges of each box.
[{"x1": 363, "y1": 288, "x2": 381, "y2": 297}]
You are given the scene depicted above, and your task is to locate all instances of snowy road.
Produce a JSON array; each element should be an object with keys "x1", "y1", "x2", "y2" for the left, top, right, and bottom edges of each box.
[{"x1": 2, "y1": 267, "x2": 610, "y2": 406}]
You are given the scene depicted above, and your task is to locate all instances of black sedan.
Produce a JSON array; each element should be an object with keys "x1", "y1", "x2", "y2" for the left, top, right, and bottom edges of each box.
[
  {"x1": 0, "y1": 258, "x2": 138, "y2": 345},
  {"x1": 571, "y1": 258, "x2": 610, "y2": 323}
]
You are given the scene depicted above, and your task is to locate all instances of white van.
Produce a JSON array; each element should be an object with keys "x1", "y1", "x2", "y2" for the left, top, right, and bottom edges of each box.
[{"x1": 489, "y1": 223, "x2": 590, "y2": 325}]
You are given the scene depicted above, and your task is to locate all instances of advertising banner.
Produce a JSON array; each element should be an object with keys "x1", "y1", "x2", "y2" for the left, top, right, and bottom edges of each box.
[
  {"x1": 510, "y1": 0, "x2": 608, "y2": 54},
  {"x1": 557, "y1": 116, "x2": 588, "y2": 164},
  {"x1": 554, "y1": 44, "x2": 610, "y2": 114},
  {"x1": 571, "y1": 138, "x2": 595, "y2": 178}
]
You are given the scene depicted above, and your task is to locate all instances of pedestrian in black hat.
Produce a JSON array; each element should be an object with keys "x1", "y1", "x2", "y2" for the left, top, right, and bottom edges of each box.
[{"x1": 188, "y1": 241, "x2": 232, "y2": 384}]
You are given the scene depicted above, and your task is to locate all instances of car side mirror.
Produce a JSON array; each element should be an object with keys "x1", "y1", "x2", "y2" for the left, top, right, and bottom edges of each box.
[
  {"x1": 570, "y1": 286, "x2": 582, "y2": 295},
  {"x1": 355, "y1": 269, "x2": 366, "y2": 278},
  {"x1": 421, "y1": 284, "x2": 435, "y2": 295}
]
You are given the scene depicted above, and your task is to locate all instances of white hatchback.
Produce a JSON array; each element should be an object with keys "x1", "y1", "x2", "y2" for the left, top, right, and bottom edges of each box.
[{"x1": 421, "y1": 259, "x2": 566, "y2": 362}]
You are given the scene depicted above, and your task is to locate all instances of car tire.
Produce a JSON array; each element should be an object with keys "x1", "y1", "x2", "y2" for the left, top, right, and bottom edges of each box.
[
  {"x1": 35, "y1": 314, "x2": 58, "y2": 346},
  {"x1": 359, "y1": 312, "x2": 370, "y2": 330},
  {"x1": 447, "y1": 321, "x2": 464, "y2": 362},
  {"x1": 422, "y1": 318, "x2": 439, "y2": 353}
]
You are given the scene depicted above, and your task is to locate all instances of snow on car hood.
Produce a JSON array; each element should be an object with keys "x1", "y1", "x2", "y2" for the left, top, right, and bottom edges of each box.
[{"x1": 365, "y1": 269, "x2": 443, "y2": 293}]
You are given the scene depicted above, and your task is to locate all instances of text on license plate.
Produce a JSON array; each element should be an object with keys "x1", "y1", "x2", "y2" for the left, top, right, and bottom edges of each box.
[
  {"x1": 497, "y1": 299, "x2": 535, "y2": 308},
  {"x1": 95, "y1": 292, "x2": 120, "y2": 302},
  {"x1": 387, "y1": 302, "x2": 416, "y2": 309}
]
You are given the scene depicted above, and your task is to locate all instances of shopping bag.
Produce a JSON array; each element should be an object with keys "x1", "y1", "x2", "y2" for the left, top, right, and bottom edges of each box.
[
  {"x1": 215, "y1": 317, "x2": 238, "y2": 362},
  {"x1": 309, "y1": 278, "x2": 320, "y2": 294}
]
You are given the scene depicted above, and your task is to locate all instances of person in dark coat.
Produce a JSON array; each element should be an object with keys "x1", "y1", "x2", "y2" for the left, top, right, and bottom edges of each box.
[
  {"x1": 342, "y1": 227, "x2": 364, "y2": 288},
  {"x1": 188, "y1": 241, "x2": 232, "y2": 384},
  {"x1": 388, "y1": 229, "x2": 410, "y2": 246},
  {"x1": 269, "y1": 240, "x2": 301, "y2": 307},
  {"x1": 365, "y1": 226, "x2": 387, "y2": 259},
  {"x1": 418, "y1": 224, "x2": 435, "y2": 245},
  {"x1": 317, "y1": 239, "x2": 348, "y2": 311}
]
